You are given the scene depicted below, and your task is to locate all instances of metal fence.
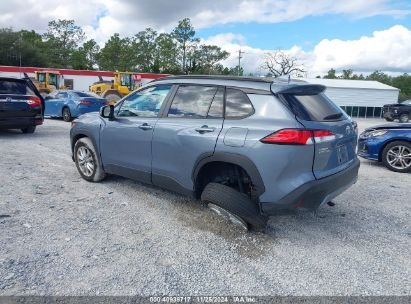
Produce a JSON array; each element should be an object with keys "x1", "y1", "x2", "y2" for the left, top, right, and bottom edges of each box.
[{"x1": 340, "y1": 106, "x2": 383, "y2": 118}]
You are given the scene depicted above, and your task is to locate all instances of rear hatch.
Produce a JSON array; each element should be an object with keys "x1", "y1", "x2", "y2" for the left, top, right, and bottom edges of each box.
[{"x1": 279, "y1": 85, "x2": 358, "y2": 179}]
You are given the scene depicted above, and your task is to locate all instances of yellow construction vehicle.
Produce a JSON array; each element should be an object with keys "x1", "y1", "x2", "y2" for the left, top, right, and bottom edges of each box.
[
  {"x1": 89, "y1": 72, "x2": 142, "y2": 104},
  {"x1": 32, "y1": 71, "x2": 65, "y2": 95}
]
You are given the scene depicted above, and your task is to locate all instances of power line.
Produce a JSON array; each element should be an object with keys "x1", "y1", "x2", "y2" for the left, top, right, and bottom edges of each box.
[{"x1": 238, "y1": 49, "x2": 245, "y2": 76}]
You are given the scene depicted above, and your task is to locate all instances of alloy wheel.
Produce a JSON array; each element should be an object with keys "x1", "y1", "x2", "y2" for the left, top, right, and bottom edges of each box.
[
  {"x1": 386, "y1": 145, "x2": 411, "y2": 170},
  {"x1": 76, "y1": 146, "x2": 95, "y2": 177}
]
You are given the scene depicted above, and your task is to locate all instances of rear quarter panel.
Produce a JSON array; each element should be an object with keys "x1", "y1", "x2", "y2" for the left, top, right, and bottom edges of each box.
[{"x1": 215, "y1": 94, "x2": 316, "y2": 204}]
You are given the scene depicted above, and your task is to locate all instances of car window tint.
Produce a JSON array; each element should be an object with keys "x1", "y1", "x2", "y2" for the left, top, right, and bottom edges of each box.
[
  {"x1": 207, "y1": 87, "x2": 224, "y2": 118},
  {"x1": 225, "y1": 88, "x2": 254, "y2": 118},
  {"x1": 0, "y1": 80, "x2": 34, "y2": 95},
  {"x1": 57, "y1": 92, "x2": 68, "y2": 99},
  {"x1": 118, "y1": 84, "x2": 171, "y2": 117},
  {"x1": 284, "y1": 93, "x2": 344, "y2": 121},
  {"x1": 168, "y1": 85, "x2": 218, "y2": 118}
]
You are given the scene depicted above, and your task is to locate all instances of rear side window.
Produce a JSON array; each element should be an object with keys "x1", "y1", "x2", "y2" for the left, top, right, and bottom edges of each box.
[
  {"x1": 283, "y1": 93, "x2": 344, "y2": 121},
  {"x1": 207, "y1": 87, "x2": 224, "y2": 118},
  {"x1": 168, "y1": 85, "x2": 218, "y2": 118},
  {"x1": 225, "y1": 88, "x2": 254, "y2": 118},
  {"x1": 0, "y1": 80, "x2": 34, "y2": 95}
]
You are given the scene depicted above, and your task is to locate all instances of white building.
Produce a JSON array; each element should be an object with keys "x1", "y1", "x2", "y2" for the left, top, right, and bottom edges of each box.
[
  {"x1": 297, "y1": 78, "x2": 400, "y2": 118},
  {"x1": 0, "y1": 66, "x2": 168, "y2": 91}
]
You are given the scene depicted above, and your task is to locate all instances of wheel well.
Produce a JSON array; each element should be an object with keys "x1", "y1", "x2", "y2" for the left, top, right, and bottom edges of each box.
[
  {"x1": 194, "y1": 161, "x2": 256, "y2": 200},
  {"x1": 62, "y1": 106, "x2": 69, "y2": 115},
  {"x1": 71, "y1": 134, "x2": 87, "y2": 152},
  {"x1": 379, "y1": 139, "x2": 411, "y2": 161}
]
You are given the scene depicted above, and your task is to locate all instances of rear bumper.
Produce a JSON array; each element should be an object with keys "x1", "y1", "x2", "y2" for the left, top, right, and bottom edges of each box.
[
  {"x1": 261, "y1": 158, "x2": 360, "y2": 215},
  {"x1": 0, "y1": 116, "x2": 43, "y2": 129}
]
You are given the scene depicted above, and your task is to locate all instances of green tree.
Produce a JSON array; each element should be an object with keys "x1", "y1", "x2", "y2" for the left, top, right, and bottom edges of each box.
[
  {"x1": 323, "y1": 68, "x2": 337, "y2": 79},
  {"x1": 340, "y1": 69, "x2": 353, "y2": 79},
  {"x1": 0, "y1": 28, "x2": 47, "y2": 67},
  {"x1": 97, "y1": 33, "x2": 134, "y2": 71},
  {"x1": 132, "y1": 28, "x2": 158, "y2": 72},
  {"x1": 172, "y1": 18, "x2": 198, "y2": 73},
  {"x1": 43, "y1": 19, "x2": 85, "y2": 67},
  {"x1": 366, "y1": 70, "x2": 392, "y2": 85},
  {"x1": 71, "y1": 39, "x2": 100, "y2": 70},
  {"x1": 155, "y1": 33, "x2": 180, "y2": 73},
  {"x1": 391, "y1": 73, "x2": 411, "y2": 101},
  {"x1": 188, "y1": 44, "x2": 229, "y2": 74}
]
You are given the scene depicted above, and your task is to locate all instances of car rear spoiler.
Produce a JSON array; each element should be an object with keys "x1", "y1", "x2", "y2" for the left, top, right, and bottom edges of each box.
[{"x1": 271, "y1": 83, "x2": 326, "y2": 95}]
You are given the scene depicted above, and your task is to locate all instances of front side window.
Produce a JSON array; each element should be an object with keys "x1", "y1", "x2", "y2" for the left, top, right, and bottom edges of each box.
[
  {"x1": 168, "y1": 85, "x2": 218, "y2": 118},
  {"x1": 118, "y1": 85, "x2": 171, "y2": 117},
  {"x1": 225, "y1": 88, "x2": 254, "y2": 118}
]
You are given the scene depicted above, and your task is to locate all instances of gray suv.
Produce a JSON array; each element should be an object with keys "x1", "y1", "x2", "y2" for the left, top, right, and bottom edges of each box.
[{"x1": 70, "y1": 76, "x2": 360, "y2": 230}]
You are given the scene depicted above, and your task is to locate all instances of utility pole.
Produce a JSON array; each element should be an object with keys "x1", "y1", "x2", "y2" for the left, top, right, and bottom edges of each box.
[{"x1": 238, "y1": 49, "x2": 245, "y2": 76}]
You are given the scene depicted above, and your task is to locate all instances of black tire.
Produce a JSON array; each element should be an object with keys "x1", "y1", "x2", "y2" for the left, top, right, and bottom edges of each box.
[
  {"x1": 74, "y1": 137, "x2": 106, "y2": 182},
  {"x1": 399, "y1": 113, "x2": 410, "y2": 123},
  {"x1": 385, "y1": 117, "x2": 394, "y2": 122},
  {"x1": 201, "y1": 182, "x2": 267, "y2": 231},
  {"x1": 381, "y1": 140, "x2": 411, "y2": 173},
  {"x1": 21, "y1": 126, "x2": 36, "y2": 134},
  {"x1": 62, "y1": 107, "x2": 72, "y2": 122}
]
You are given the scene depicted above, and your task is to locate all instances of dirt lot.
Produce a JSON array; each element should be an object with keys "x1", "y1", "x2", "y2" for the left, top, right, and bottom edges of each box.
[{"x1": 0, "y1": 118, "x2": 410, "y2": 296}]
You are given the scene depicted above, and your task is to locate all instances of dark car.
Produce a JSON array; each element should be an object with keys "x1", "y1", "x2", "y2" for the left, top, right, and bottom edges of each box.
[
  {"x1": 0, "y1": 76, "x2": 44, "y2": 133},
  {"x1": 358, "y1": 123, "x2": 411, "y2": 172},
  {"x1": 383, "y1": 100, "x2": 411, "y2": 123}
]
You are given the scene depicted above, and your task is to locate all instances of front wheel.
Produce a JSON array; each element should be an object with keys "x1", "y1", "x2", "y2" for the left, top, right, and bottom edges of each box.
[
  {"x1": 62, "y1": 107, "x2": 72, "y2": 122},
  {"x1": 385, "y1": 117, "x2": 394, "y2": 122},
  {"x1": 399, "y1": 113, "x2": 410, "y2": 123},
  {"x1": 74, "y1": 137, "x2": 106, "y2": 182},
  {"x1": 201, "y1": 182, "x2": 267, "y2": 231},
  {"x1": 382, "y1": 141, "x2": 411, "y2": 173}
]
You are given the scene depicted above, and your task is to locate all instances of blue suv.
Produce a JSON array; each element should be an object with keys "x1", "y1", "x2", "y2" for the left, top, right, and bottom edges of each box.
[{"x1": 70, "y1": 76, "x2": 360, "y2": 230}]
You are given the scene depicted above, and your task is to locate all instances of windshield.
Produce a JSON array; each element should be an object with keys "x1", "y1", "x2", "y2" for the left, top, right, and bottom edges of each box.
[
  {"x1": 37, "y1": 73, "x2": 46, "y2": 82},
  {"x1": 72, "y1": 91, "x2": 100, "y2": 98},
  {"x1": 120, "y1": 74, "x2": 134, "y2": 90},
  {"x1": 48, "y1": 73, "x2": 59, "y2": 87}
]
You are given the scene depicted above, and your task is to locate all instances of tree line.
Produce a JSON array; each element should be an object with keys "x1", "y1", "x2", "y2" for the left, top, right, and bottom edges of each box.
[
  {"x1": 322, "y1": 68, "x2": 411, "y2": 101},
  {"x1": 0, "y1": 18, "x2": 240, "y2": 75}
]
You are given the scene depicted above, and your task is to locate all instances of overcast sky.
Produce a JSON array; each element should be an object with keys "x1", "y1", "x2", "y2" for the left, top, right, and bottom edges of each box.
[{"x1": 1, "y1": 0, "x2": 411, "y2": 76}]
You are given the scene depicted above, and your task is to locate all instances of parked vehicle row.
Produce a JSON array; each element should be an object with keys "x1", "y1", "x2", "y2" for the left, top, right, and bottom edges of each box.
[{"x1": 2, "y1": 75, "x2": 409, "y2": 231}]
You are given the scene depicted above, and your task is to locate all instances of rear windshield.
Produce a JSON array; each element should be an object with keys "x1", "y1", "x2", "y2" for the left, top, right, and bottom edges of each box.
[
  {"x1": 72, "y1": 91, "x2": 100, "y2": 98},
  {"x1": 0, "y1": 80, "x2": 35, "y2": 95},
  {"x1": 283, "y1": 93, "x2": 345, "y2": 121}
]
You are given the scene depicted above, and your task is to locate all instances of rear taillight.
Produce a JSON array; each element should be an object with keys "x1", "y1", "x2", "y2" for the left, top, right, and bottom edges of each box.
[
  {"x1": 26, "y1": 97, "x2": 42, "y2": 107},
  {"x1": 261, "y1": 129, "x2": 313, "y2": 145},
  {"x1": 261, "y1": 129, "x2": 336, "y2": 145},
  {"x1": 76, "y1": 100, "x2": 93, "y2": 105},
  {"x1": 312, "y1": 130, "x2": 336, "y2": 143}
]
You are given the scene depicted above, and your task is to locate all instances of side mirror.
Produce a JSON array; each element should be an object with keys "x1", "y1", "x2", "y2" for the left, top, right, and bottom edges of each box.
[{"x1": 100, "y1": 105, "x2": 115, "y2": 121}]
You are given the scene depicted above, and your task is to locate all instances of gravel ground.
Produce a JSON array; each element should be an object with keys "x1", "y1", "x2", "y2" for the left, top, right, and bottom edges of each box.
[{"x1": 0, "y1": 118, "x2": 410, "y2": 296}]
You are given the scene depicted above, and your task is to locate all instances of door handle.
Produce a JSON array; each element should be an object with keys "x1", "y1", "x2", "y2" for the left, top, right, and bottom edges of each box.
[
  {"x1": 195, "y1": 125, "x2": 215, "y2": 133},
  {"x1": 138, "y1": 123, "x2": 153, "y2": 131}
]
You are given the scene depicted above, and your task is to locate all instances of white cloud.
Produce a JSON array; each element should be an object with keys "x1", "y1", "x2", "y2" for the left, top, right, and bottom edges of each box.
[
  {"x1": 203, "y1": 25, "x2": 411, "y2": 76},
  {"x1": 1, "y1": 0, "x2": 409, "y2": 42},
  {"x1": 1, "y1": 1, "x2": 410, "y2": 74}
]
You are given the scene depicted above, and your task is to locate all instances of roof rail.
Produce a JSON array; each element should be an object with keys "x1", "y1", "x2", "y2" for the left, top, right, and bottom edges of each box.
[{"x1": 152, "y1": 74, "x2": 274, "y2": 83}]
